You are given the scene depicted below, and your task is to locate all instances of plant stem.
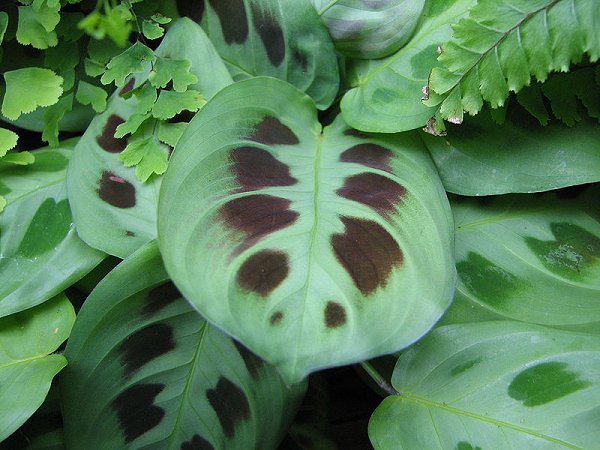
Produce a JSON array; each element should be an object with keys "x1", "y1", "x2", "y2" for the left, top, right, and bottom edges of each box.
[{"x1": 359, "y1": 361, "x2": 398, "y2": 396}]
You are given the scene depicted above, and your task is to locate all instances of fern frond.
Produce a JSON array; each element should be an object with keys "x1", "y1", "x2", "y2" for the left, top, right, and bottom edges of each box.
[{"x1": 427, "y1": 0, "x2": 600, "y2": 128}]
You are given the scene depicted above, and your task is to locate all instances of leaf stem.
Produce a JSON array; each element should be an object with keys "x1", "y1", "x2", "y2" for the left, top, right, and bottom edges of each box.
[{"x1": 359, "y1": 361, "x2": 398, "y2": 396}]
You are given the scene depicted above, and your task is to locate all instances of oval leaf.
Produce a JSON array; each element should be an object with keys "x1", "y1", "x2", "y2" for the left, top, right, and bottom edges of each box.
[
  {"x1": 0, "y1": 139, "x2": 104, "y2": 318},
  {"x1": 158, "y1": 77, "x2": 455, "y2": 383},
  {"x1": 369, "y1": 322, "x2": 600, "y2": 449},
  {"x1": 312, "y1": 0, "x2": 426, "y2": 58},
  {"x1": 422, "y1": 107, "x2": 600, "y2": 195},
  {"x1": 61, "y1": 241, "x2": 306, "y2": 449},
  {"x1": 0, "y1": 294, "x2": 74, "y2": 442},
  {"x1": 195, "y1": 0, "x2": 339, "y2": 109}
]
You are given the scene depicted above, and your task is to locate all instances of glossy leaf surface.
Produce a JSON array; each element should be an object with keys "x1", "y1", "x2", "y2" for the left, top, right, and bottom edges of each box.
[
  {"x1": 369, "y1": 322, "x2": 600, "y2": 449},
  {"x1": 340, "y1": 0, "x2": 476, "y2": 132},
  {"x1": 197, "y1": 0, "x2": 339, "y2": 109},
  {"x1": 67, "y1": 18, "x2": 232, "y2": 258},
  {"x1": 451, "y1": 187, "x2": 600, "y2": 329},
  {"x1": 61, "y1": 241, "x2": 305, "y2": 449},
  {"x1": 422, "y1": 107, "x2": 600, "y2": 195},
  {"x1": 0, "y1": 294, "x2": 74, "y2": 442},
  {"x1": 0, "y1": 139, "x2": 104, "y2": 318},
  {"x1": 311, "y1": 0, "x2": 425, "y2": 58},
  {"x1": 158, "y1": 77, "x2": 455, "y2": 383}
]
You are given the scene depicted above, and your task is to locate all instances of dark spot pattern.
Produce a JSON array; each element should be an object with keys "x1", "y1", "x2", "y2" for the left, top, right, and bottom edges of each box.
[
  {"x1": 233, "y1": 340, "x2": 265, "y2": 379},
  {"x1": 219, "y1": 195, "x2": 298, "y2": 251},
  {"x1": 119, "y1": 78, "x2": 135, "y2": 97},
  {"x1": 96, "y1": 114, "x2": 127, "y2": 153},
  {"x1": 208, "y1": 0, "x2": 248, "y2": 44},
  {"x1": 230, "y1": 147, "x2": 297, "y2": 192},
  {"x1": 292, "y1": 48, "x2": 308, "y2": 71},
  {"x1": 176, "y1": 0, "x2": 205, "y2": 23},
  {"x1": 17, "y1": 199, "x2": 71, "y2": 258},
  {"x1": 337, "y1": 172, "x2": 406, "y2": 217},
  {"x1": 97, "y1": 171, "x2": 136, "y2": 208},
  {"x1": 331, "y1": 217, "x2": 403, "y2": 295},
  {"x1": 324, "y1": 301, "x2": 347, "y2": 328},
  {"x1": 144, "y1": 281, "x2": 182, "y2": 316},
  {"x1": 206, "y1": 377, "x2": 251, "y2": 439},
  {"x1": 126, "y1": 230, "x2": 136, "y2": 237},
  {"x1": 180, "y1": 434, "x2": 214, "y2": 450},
  {"x1": 340, "y1": 144, "x2": 394, "y2": 172},
  {"x1": 246, "y1": 116, "x2": 299, "y2": 145},
  {"x1": 118, "y1": 324, "x2": 175, "y2": 378},
  {"x1": 451, "y1": 357, "x2": 482, "y2": 376},
  {"x1": 270, "y1": 311, "x2": 283, "y2": 325},
  {"x1": 343, "y1": 128, "x2": 370, "y2": 139},
  {"x1": 237, "y1": 250, "x2": 289, "y2": 297},
  {"x1": 508, "y1": 361, "x2": 591, "y2": 407},
  {"x1": 251, "y1": 4, "x2": 285, "y2": 66},
  {"x1": 457, "y1": 442, "x2": 483, "y2": 450},
  {"x1": 112, "y1": 383, "x2": 165, "y2": 443}
]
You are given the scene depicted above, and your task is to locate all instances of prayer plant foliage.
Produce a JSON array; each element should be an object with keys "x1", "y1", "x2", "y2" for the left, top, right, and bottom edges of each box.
[{"x1": 2, "y1": 0, "x2": 600, "y2": 448}]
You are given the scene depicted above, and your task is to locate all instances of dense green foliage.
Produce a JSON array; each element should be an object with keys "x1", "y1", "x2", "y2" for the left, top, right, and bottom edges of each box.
[{"x1": 1, "y1": 0, "x2": 599, "y2": 448}]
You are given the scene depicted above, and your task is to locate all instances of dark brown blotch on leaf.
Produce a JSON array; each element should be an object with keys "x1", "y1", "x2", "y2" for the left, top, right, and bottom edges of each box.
[
  {"x1": 144, "y1": 281, "x2": 182, "y2": 316},
  {"x1": 246, "y1": 116, "x2": 299, "y2": 145},
  {"x1": 206, "y1": 377, "x2": 251, "y2": 439},
  {"x1": 293, "y1": 48, "x2": 309, "y2": 71},
  {"x1": 230, "y1": 146, "x2": 297, "y2": 192},
  {"x1": 340, "y1": 143, "x2": 394, "y2": 172},
  {"x1": 343, "y1": 128, "x2": 370, "y2": 139},
  {"x1": 233, "y1": 340, "x2": 265, "y2": 379},
  {"x1": 96, "y1": 114, "x2": 128, "y2": 153},
  {"x1": 324, "y1": 301, "x2": 347, "y2": 328},
  {"x1": 97, "y1": 171, "x2": 136, "y2": 208},
  {"x1": 180, "y1": 434, "x2": 214, "y2": 450},
  {"x1": 237, "y1": 249, "x2": 289, "y2": 297},
  {"x1": 337, "y1": 172, "x2": 406, "y2": 217},
  {"x1": 112, "y1": 384, "x2": 165, "y2": 443},
  {"x1": 118, "y1": 324, "x2": 175, "y2": 378},
  {"x1": 251, "y1": 5, "x2": 285, "y2": 66},
  {"x1": 208, "y1": 0, "x2": 248, "y2": 44},
  {"x1": 331, "y1": 217, "x2": 403, "y2": 295},
  {"x1": 119, "y1": 78, "x2": 135, "y2": 97},
  {"x1": 270, "y1": 311, "x2": 284, "y2": 325}
]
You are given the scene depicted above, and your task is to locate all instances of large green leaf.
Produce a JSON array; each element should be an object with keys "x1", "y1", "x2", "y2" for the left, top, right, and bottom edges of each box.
[
  {"x1": 61, "y1": 241, "x2": 306, "y2": 449},
  {"x1": 158, "y1": 77, "x2": 455, "y2": 383},
  {"x1": 0, "y1": 294, "x2": 74, "y2": 442},
  {"x1": 67, "y1": 18, "x2": 233, "y2": 258},
  {"x1": 369, "y1": 321, "x2": 600, "y2": 449},
  {"x1": 422, "y1": 106, "x2": 600, "y2": 195},
  {"x1": 0, "y1": 139, "x2": 104, "y2": 318},
  {"x1": 340, "y1": 0, "x2": 476, "y2": 133},
  {"x1": 311, "y1": 0, "x2": 426, "y2": 59},
  {"x1": 451, "y1": 187, "x2": 600, "y2": 330},
  {"x1": 195, "y1": 0, "x2": 339, "y2": 109}
]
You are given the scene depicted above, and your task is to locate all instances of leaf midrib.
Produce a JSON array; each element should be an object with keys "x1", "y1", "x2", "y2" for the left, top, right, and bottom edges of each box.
[
  {"x1": 0, "y1": 352, "x2": 58, "y2": 370},
  {"x1": 397, "y1": 391, "x2": 583, "y2": 449}
]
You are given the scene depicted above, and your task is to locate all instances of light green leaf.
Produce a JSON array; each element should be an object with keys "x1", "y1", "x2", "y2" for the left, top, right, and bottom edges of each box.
[
  {"x1": 119, "y1": 132, "x2": 169, "y2": 182},
  {"x1": 429, "y1": 0, "x2": 600, "y2": 125},
  {"x1": 311, "y1": 0, "x2": 426, "y2": 58},
  {"x1": 0, "y1": 294, "x2": 74, "y2": 442},
  {"x1": 44, "y1": 41, "x2": 80, "y2": 72},
  {"x1": 157, "y1": 121, "x2": 187, "y2": 147},
  {"x1": 198, "y1": 0, "x2": 339, "y2": 109},
  {"x1": 0, "y1": 139, "x2": 104, "y2": 318},
  {"x1": 0, "y1": 12, "x2": 8, "y2": 45},
  {"x1": 158, "y1": 77, "x2": 455, "y2": 383},
  {"x1": 0, "y1": 151, "x2": 35, "y2": 165},
  {"x1": 77, "y1": 4, "x2": 133, "y2": 47},
  {"x1": 100, "y1": 41, "x2": 156, "y2": 87},
  {"x1": 75, "y1": 80, "x2": 108, "y2": 113},
  {"x1": 369, "y1": 322, "x2": 600, "y2": 449},
  {"x1": 141, "y1": 18, "x2": 164, "y2": 40},
  {"x1": 151, "y1": 89, "x2": 205, "y2": 120},
  {"x1": 42, "y1": 93, "x2": 73, "y2": 147},
  {"x1": 0, "y1": 196, "x2": 5, "y2": 212},
  {"x1": 148, "y1": 57, "x2": 197, "y2": 92},
  {"x1": 421, "y1": 106, "x2": 600, "y2": 195},
  {"x1": 0, "y1": 128, "x2": 18, "y2": 155},
  {"x1": 150, "y1": 13, "x2": 171, "y2": 25},
  {"x1": 2, "y1": 68, "x2": 63, "y2": 121},
  {"x1": 61, "y1": 241, "x2": 306, "y2": 449},
  {"x1": 449, "y1": 187, "x2": 600, "y2": 330},
  {"x1": 340, "y1": 0, "x2": 476, "y2": 132},
  {"x1": 16, "y1": 2, "x2": 60, "y2": 49}
]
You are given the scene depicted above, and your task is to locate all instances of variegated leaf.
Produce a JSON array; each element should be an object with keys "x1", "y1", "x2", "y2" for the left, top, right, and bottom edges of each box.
[
  {"x1": 61, "y1": 241, "x2": 306, "y2": 449},
  {"x1": 67, "y1": 18, "x2": 233, "y2": 258},
  {"x1": 311, "y1": 0, "x2": 426, "y2": 58},
  {"x1": 0, "y1": 139, "x2": 104, "y2": 318},
  {"x1": 190, "y1": 0, "x2": 339, "y2": 109},
  {"x1": 158, "y1": 77, "x2": 455, "y2": 383}
]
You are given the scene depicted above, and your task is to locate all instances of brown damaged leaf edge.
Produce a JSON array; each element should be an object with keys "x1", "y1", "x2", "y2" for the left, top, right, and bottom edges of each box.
[
  {"x1": 245, "y1": 116, "x2": 299, "y2": 145},
  {"x1": 337, "y1": 172, "x2": 406, "y2": 217},
  {"x1": 237, "y1": 249, "x2": 289, "y2": 297},
  {"x1": 230, "y1": 146, "x2": 297, "y2": 192},
  {"x1": 340, "y1": 143, "x2": 394, "y2": 172},
  {"x1": 97, "y1": 114, "x2": 128, "y2": 153},
  {"x1": 331, "y1": 216, "x2": 403, "y2": 295},
  {"x1": 97, "y1": 171, "x2": 137, "y2": 208}
]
